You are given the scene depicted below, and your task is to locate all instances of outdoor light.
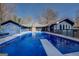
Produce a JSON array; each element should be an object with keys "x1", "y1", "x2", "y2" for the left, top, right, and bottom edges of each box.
[{"x1": 56, "y1": 22, "x2": 59, "y2": 24}]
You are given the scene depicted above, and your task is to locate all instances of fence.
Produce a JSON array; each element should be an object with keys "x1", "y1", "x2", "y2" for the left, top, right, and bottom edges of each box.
[{"x1": 50, "y1": 29, "x2": 79, "y2": 39}]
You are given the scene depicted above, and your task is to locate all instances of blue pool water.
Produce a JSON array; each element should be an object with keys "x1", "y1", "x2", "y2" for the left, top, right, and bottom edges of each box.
[
  {"x1": 0, "y1": 32, "x2": 79, "y2": 56},
  {"x1": 0, "y1": 33, "x2": 46, "y2": 56}
]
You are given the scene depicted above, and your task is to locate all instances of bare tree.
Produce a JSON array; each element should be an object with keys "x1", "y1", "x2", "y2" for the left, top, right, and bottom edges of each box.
[
  {"x1": 74, "y1": 10, "x2": 79, "y2": 28},
  {"x1": 0, "y1": 3, "x2": 17, "y2": 22},
  {"x1": 42, "y1": 8, "x2": 58, "y2": 25},
  {"x1": 26, "y1": 16, "x2": 32, "y2": 24},
  {"x1": 5, "y1": 3, "x2": 17, "y2": 21},
  {"x1": 0, "y1": 4, "x2": 6, "y2": 31},
  {"x1": 0, "y1": 3, "x2": 17, "y2": 32},
  {"x1": 0, "y1": 3, "x2": 5, "y2": 23},
  {"x1": 38, "y1": 15, "x2": 47, "y2": 25},
  {"x1": 39, "y1": 8, "x2": 58, "y2": 31}
]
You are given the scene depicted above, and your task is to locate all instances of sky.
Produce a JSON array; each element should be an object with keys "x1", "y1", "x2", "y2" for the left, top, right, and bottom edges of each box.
[{"x1": 16, "y1": 3, "x2": 79, "y2": 20}]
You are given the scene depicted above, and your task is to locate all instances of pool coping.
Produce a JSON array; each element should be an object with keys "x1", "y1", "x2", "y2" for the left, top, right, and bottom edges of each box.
[
  {"x1": 0, "y1": 31, "x2": 32, "y2": 45},
  {"x1": 64, "y1": 51, "x2": 79, "y2": 56}
]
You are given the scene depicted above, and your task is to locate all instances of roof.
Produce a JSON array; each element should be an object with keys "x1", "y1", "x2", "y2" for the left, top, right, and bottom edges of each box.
[
  {"x1": 0, "y1": 20, "x2": 49, "y2": 28},
  {"x1": 50, "y1": 18, "x2": 74, "y2": 26},
  {"x1": 1, "y1": 20, "x2": 29, "y2": 28},
  {"x1": 1, "y1": 18, "x2": 74, "y2": 28},
  {"x1": 59, "y1": 19, "x2": 74, "y2": 25}
]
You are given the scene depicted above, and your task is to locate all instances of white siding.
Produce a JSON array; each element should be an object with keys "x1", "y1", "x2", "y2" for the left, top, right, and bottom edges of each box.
[
  {"x1": 54, "y1": 21, "x2": 73, "y2": 30},
  {"x1": 2, "y1": 23, "x2": 20, "y2": 35}
]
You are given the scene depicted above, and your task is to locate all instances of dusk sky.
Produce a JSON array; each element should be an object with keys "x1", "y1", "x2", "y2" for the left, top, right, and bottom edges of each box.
[{"x1": 16, "y1": 3, "x2": 79, "y2": 20}]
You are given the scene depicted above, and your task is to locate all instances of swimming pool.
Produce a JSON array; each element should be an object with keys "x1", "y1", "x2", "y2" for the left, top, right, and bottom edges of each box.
[{"x1": 0, "y1": 32, "x2": 79, "y2": 56}]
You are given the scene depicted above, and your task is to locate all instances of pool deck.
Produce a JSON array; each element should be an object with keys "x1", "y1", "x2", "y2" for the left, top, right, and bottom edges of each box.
[{"x1": 0, "y1": 31, "x2": 79, "y2": 56}]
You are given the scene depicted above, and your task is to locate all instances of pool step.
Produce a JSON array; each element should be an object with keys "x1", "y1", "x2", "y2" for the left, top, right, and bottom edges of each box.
[
  {"x1": 0, "y1": 53, "x2": 8, "y2": 56},
  {"x1": 40, "y1": 39, "x2": 62, "y2": 56},
  {"x1": 64, "y1": 52, "x2": 79, "y2": 56}
]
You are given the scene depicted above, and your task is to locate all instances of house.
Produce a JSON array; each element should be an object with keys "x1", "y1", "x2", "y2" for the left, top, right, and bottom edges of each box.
[
  {"x1": 0, "y1": 20, "x2": 29, "y2": 35},
  {"x1": 50, "y1": 18, "x2": 74, "y2": 31},
  {"x1": 36, "y1": 26, "x2": 48, "y2": 31},
  {"x1": 50, "y1": 18, "x2": 74, "y2": 36}
]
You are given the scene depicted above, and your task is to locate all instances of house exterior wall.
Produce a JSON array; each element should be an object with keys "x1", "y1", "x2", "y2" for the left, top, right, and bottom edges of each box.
[
  {"x1": 54, "y1": 21, "x2": 73, "y2": 30},
  {"x1": 36, "y1": 28, "x2": 42, "y2": 31},
  {"x1": 50, "y1": 21, "x2": 74, "y2": 37},
  {"x1": 1, "y1": 23, "x2": 26, "y2": 35}
]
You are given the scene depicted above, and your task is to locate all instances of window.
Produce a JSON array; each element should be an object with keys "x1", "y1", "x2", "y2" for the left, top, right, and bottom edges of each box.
[
  {"x1": 69, "y1": 25, "x2": 71, "y2": 29},
  {"x1": 62, "y1": 25, "x2": 64, "y2": 30},
  {"x1": 66, "y1": 25, "x2": 67, "y2": 29},
  {"x1": 60, "y1": 24, "x2": 62, "y2": 30}
]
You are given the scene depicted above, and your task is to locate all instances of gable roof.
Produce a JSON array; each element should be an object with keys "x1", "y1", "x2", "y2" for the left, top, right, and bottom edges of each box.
[
  {"x1": 1, "y1": 20, "x2": 29, "y2": 28},
  {"x1": 50, "y1": 18, "x2": 74, "y2": 27},
  {"x1": 59, "y1": 19, "x2": 74, "y2": 25}
]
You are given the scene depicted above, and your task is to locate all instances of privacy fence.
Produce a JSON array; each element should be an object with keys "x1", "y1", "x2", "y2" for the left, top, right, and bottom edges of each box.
[{"x1": 50, "y1": 29, "x2": 79, "y2": 39}]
